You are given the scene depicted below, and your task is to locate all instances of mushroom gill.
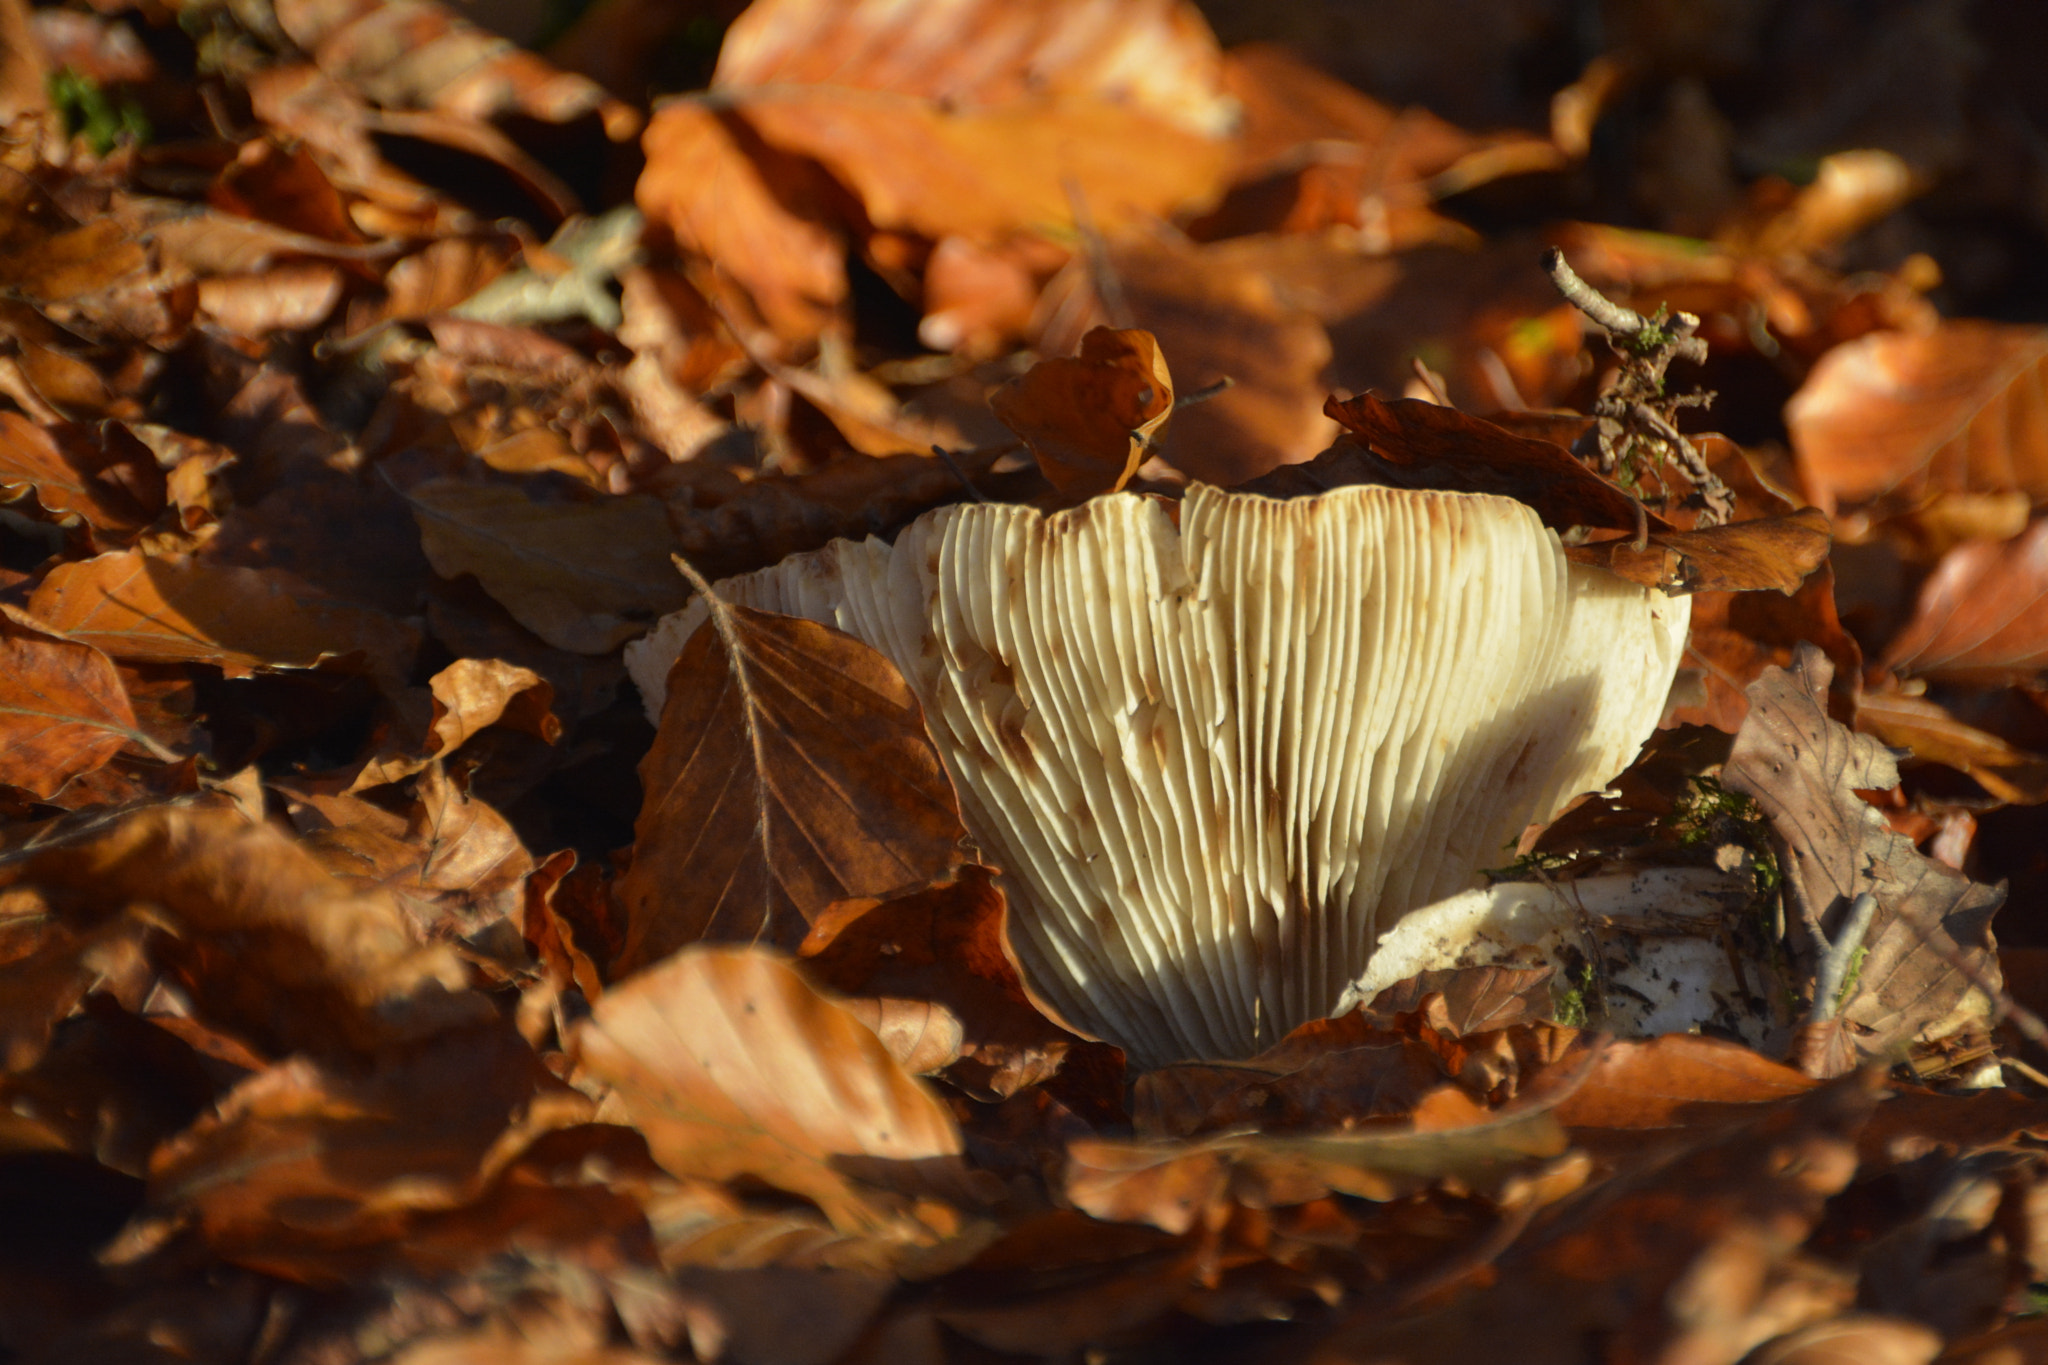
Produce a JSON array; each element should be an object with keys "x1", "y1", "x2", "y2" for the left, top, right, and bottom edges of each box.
[{"x1": 627, "y1": 483, "x2": 1690, "y2": 1067}]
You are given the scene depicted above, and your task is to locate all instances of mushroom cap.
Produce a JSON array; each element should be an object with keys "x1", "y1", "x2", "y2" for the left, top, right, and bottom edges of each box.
[{"x1": 628, "y1": 484, "x2": 1690, "y2": 1067}]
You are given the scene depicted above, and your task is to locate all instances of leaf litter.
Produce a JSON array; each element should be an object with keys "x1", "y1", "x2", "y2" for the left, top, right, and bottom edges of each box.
[{"x1": 3, "y1": 0, "x2": 2048, "y2": 1360}]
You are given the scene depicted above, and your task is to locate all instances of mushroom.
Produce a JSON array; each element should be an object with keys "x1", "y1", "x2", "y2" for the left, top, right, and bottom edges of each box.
[{"x1": 627, "y1": 483, "x2": 1689, "y2": 1067}]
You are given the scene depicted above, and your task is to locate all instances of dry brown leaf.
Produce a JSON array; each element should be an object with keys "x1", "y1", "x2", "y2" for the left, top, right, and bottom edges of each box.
[
  {"x1": 0, "y1": 603, "x2": 143, "y2": 798},
  {"x1": 0, "y1": 413, "x2": 167, "y2": 543},
  {"x1": 123, "y1": 1024, "x2": 589, "y2": 1279},
  {"x1": 352, "y1": 657, "x2": 559, "y2": 790},
  {"x1": 28, "y1": 549, "x2": 416, "y2": 683},
  {"x1": 1787, "y1": 321, "x2": 2048, "y2": 532},
  {"x1": 573, "y1": 945, "x2": 970, "y2": 1233},
  {"x1": 636, "y1": 101, "x2": 853, "y2": 343},
  {"x1": 1568, "y1": 507, "x2": 1833, "y2": 595},
  {"x1": 1857, "y1": 690, "x2": 2048, "y2": 804},
  {"x1": 1291, "y1": 393, "x2": 1660, "y2": 536},
  {"x1": 18, "y1": 800, "x2": 483, "y2": 1059},
  {"x1": 1722, "y1": 646, "x2": 2003, "y2": 1068},
  {"x1": 1668, "y1": 563, "x2": 1863, "y2": 732},
  {"x1": 1067, "y1": 1082, "x2": 1573, "y2": 1235},
  {"x1": 1204, "y1": 45, "x2": 1561, "y2": 249},
  {"x1": 1034, "y1": 232, "x2": 1337, "y2": 485},
  {"x1": 1882, "y1": 517, "x2": 2048, "y2": 683},
  {"x1": 990, "y1": 327, "x2": 1172, "y2": 499},
  {"x1": 273, "y1": 0, "x2": 637, "y2": 138},
  {"x1": 1551, "y1": 1034, "x2": 1818, "y2": 1133},
  {"x1": 799, "y1": 867, "x2": 1089, "y2": 1099},
  {"x1": 403, "y1": 480, "x2": 690, "y2": 655},
  {"x1": 615, "y1": 602, "x2": 965, "y2": 974},
  {"x1": 1308, "y1": 1076, "x2": 1880, "y2": 1365},
  {"x1": 732, "y1": 88, "x2": 1232, "y2": 246},
  {"x1": 712, "y1": 0, "x2": 1233, "y2": 137}
]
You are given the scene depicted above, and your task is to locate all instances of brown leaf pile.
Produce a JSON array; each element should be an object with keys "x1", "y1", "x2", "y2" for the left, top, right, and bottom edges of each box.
[{"x1": 3, "y1": 0, "x2": 2048, "y2": 1360}]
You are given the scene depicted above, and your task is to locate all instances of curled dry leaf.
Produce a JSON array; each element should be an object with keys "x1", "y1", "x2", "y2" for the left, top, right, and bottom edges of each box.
[
  {"x1": 1882, "y1": 517, "x2": 2048, "y2": 683},
  {"x1": 1856, "y1": 690, "x2": 2048, "y2": 805},
  {"x1": 403, "y1": 480, "x2": 691, "y2": 655},
  {"x1": 1787, "y1": 321, "x2": 2048, "y2": 531},
  {"x1": 573, "y1": 945, "x2": 970, "y2": 1234},
  {"x1": 798, "y1": 866, "x2": 1090, "y2": 1098},
  {"x1": 1315, "y1": 392, "x2": 1659, "y2": 539},
  {"x1": 352, "y1": 657, "x2": 559, "y2": 790},
  {"x1": 990, "y1": 327, "x2": 1172, "y2": 499},
  {"x1": 0, "y1": 603, "x2": 143, "y2": 799},
  {"x1": 1037, "y1": 232, "x2": 1337, "y2": 485},
  {"x1": 1568, "y1": 506, "x2": 1833, "y2": 595},
  {"x1": 1067, "y1": 1077, "x2": 1575, "y2": 1235},
  {"x1": 1550, "y1": 1033, "x2": 1818, "y2": 1133},
  {"x1": 615, "y1": 601, "x2": 966, "y2": 974},
  {"x1": 0, "y1": 413, "x2": 168, "y2": 543},
  {"x1": 1721, "y1": 646, "x2": 2003, "y2": 1070}
]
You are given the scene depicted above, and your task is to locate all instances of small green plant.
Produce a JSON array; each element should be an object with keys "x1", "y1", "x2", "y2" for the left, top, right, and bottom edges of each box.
[
  {"x1": 47, "y1": 68, "x2": 150, "y2": 155},
  {"x1": 1552, "y1": 960, "x2": 1597, "y2": 1028},
  {"x1": 1667, "y1": 775, "x2": 1782, "y2": 892}
]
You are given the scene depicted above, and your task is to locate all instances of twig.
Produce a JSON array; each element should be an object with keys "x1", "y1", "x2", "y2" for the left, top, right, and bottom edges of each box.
[
  {"x1": 1173, "y1": 376, "x2": 1234, "y2": 410},
  {"x1": 1543, "y1": 249, "x2": 1707, "y2": 363},
  {"x1": 1810, "y1": 892, "x2": 1878, "y2": 1023},
  {"x1": 1064, "y1": 177, "x2": 1134, "y2": 331},
  {"x1": 930, "y1": 444, "x2": 990, "y2": 505}
]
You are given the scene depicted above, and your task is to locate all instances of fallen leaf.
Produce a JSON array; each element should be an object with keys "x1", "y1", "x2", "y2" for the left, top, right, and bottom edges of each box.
[
  {"x1": 1668, "y1": 563, "x2": 1863, "y2": 732},
  {"x1": 1313, "y1": 392, "x2": 1659, "y2": 537},
  {"x1": 1568, "y1": 506, "x2": 1833, "y2": 595},
  {"x1": 1787, "y1": 321, "x2": 2048, "y2": 531},
  {"x1": 1722, "y1": 646, "x2": 2003, "y2": 1068},
  {"x1": 0, "y1": 413, "x2": 167, "y2": 543},
  {"x1": 18, "y1": 799, "x2": 484, "y2": 1060},
  {"x1": 615, "y1": 603, "x2": 966, "y2": 973},
  {"x1": 1037, "y1": 231, "x2": 1338, "y2": 485},
  {"x1": 1308, "y1": 1076, "x2": 1880, "y2": 1365},
  {"x1": 573, "y1": 945, "x2": 970, "y2": 1233},
  {"x1": 798, "y1": 867, "x2": 1087, "y2": 1099},
  {"x1": 0, "y1": 604, "x2": 143, "y2": 798},
  {"x1": 351, "y1": 657, "x2": 560, "y2": 790},
  {"x1": 403, "y1": 480, "x2": 690, "y2": 655},
  {"x1": 990, "y1": 327, "x2": 1172, "y2": 498},
  {"x1": 711, "y1": 0, "x2": 1234, "y2": 137},
  {"x1": 273, "y1": 0, "x2": 637, "y2": 138},
  {"x1": 123, "y1": 1024, "x2": 588, "y2": 1280},
  {"x1": 1856, "y1": 690, "x2": 2048, "y2": 804},
  {"x1": 1881, "y1": 517, "x2": 2048, "y2": 683},
  {"x1": 1551, "y1": 1034, "x2": 1818, "y2": 1133},
  {"x1": 636, "y1": 101, "x2": 850, "y2": 343},
  {"x1": 28, "y1": 549, "x2": 417, "y2": 683}
]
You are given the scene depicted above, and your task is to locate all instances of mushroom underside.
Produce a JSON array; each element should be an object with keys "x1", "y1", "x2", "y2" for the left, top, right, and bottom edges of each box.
[{"x1": 629, "y1": 484, "x2": 1690, "y2": 1067}]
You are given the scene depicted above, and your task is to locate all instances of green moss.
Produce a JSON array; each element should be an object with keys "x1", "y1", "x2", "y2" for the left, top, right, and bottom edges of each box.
[{"x1": 48, "y1": 68, "x2": 150, "y2": 155}]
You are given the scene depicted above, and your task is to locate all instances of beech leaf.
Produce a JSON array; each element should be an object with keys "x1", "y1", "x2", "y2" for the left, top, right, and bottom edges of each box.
[{"x1": 615, "y1": 600, "x2": 966, "y2": 975}]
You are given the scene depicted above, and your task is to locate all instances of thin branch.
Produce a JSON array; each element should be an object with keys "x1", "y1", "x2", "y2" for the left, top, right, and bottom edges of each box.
[
  {"x1": 1810, "y1": 892, "x2": 1878, "y2": 1023},
  {"x1": 930, "y1": 444, "x2": 990, "y2": 505}
]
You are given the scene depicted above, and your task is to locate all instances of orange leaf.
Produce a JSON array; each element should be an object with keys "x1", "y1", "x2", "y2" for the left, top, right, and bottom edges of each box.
[
  {"x1": 1787, "y1": 320, "x2": 2048, "y2": 529},
  {"x1": 573, "y1": 945, "x2": 967, "y2": 1232},
  {"x1": 991, "y1": 327, "x2": 1173, "y2": 498},
  {"x1": 28, "y1": 549, "x2": 416, "y2": 682},
  {"x1": 0, "y1": 603, "x2": 142, "y2": 798}
]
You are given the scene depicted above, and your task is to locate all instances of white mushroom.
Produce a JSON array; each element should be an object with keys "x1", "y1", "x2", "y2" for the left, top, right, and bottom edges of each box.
[{"x1": 627, "y1": 484, "x2": 1689, "y2": 1067}]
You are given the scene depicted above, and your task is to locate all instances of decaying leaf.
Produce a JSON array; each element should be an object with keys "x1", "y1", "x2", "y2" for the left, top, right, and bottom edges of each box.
[
  {"x1": 1721, "y1": 646, "x2": 2003, "y2": 1069},
  {"x1": 990, "y1": 327, "x2": 1172, "y2": 499},
  {"x1": 615, "y1": 601, "x2": 966, "y2": 975},
  {"x1": 573, "y1": 945, "x2": 973, "y2": 1234}
]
